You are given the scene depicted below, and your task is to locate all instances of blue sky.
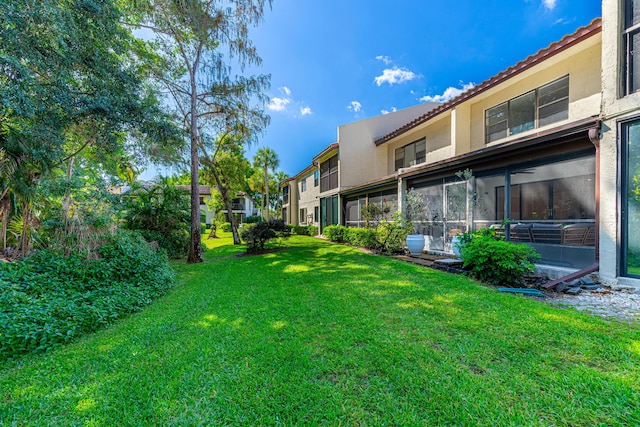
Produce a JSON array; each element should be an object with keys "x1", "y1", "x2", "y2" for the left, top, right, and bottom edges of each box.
[{"x1": 142, "y1": 0, "x2": 602, "y2": 180}]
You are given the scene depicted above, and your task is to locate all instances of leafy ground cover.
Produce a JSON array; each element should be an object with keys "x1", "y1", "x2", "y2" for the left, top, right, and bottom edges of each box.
[{"x1": 1, "y1": 234, "x2": 639, "y2": 425}]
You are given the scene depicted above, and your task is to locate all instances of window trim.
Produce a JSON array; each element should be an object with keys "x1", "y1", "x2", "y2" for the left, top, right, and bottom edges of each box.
[
  {"x1": 394, "y1": 138, "x2": 427, "y2": 171},
  {"x1": 485, "y1": 75, "x2": 569, "y2": 143}
]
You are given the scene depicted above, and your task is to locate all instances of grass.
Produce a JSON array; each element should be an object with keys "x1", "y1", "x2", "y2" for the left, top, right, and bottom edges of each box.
[{"x1": 1, "y1": 234, "x2": 640, "y2": 426}]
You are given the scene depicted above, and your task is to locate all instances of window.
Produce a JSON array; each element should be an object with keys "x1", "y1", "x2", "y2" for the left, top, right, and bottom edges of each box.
[
  {"x1": 199, "y1": 197, "x2": 205, "y2": 205},
  {"x1": 485, "y1": 76, "x2": 569, "y2": 143},
  {"x1": 301, "y1": 179, "x2": 306, "y2": 192},
  {"x1": 624, "y1": 0, "x2": 640, "y2": 95},
  {"x1": 623, "y1": 119, "x2": 640, "y2": 277},
  {"x1": 395, "y1": 138, "x2": 426, "y2": 171},
  {"x1": 314, "y1": 170, "x2": 319, "y2": 187},
  {"x1": 282, "y1": 186, "x2": 289, "y2": 205},
  {"x1": 314, "y1": 206, "x2": 319, "y2": 222},
  {"x1": 299, "y1": 208, "x2": 307, "y2": 224},
  {"x1": 320, "y1": 156, "x2": 338, "y2": 192}
]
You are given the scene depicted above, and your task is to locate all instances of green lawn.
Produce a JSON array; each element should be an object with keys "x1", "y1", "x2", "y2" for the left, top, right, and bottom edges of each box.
[{"x1": 2, "y1": 234, "x2": 640, "y2": 426}]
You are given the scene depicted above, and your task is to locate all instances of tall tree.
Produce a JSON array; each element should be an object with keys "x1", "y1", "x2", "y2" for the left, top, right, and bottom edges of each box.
[
  {"x1": 200, "y1": 134, "x2": 251, "y2": 245},
  {"x1": 273, "y1": 170, "x2": 289, "y2": 220},
  {"x1": 1, "y1": 0, "x2": 179, "y2": 255},
  {"x1": 125, "y1": 0, "x2": 272, "y2": 263},
  {"x1": 253, "y1": 147, "x2": 279, "y2": 221}
]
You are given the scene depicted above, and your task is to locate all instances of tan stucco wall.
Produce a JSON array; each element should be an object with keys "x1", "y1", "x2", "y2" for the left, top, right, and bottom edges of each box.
[
  {"x1": 338, "y1": 103, "x2": 439, "y2": 188},
  {"x1": 296, "y1": 172, "x2": 320, "y2": 225},
  {"x1": 385, "y1": 113, "x2": 453, "y2": 171},
  {"x1": 469, "y1": 37, "x2": 602, "y2": 152}
]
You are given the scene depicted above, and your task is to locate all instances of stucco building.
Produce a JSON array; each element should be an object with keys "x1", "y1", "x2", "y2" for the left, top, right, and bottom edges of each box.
[{"x1": 281, "y1": 1, "x2": 640, "y2": 289}]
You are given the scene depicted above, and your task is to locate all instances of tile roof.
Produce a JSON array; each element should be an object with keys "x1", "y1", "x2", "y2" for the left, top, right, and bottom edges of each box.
[{"x1": 374, "y1": 18, "x2": 602, "y2": 147}]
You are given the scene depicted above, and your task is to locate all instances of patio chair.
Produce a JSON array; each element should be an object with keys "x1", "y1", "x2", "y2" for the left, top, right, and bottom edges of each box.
[
  {"x1": 530, "y1": 223, "x2": 563, "y2": 244},
  {"x1": 509, "y1": 223, "x2": 532, "y2": 242},
  {"x1": 562, "y1": 223, "x2": 590, "y2": 246}
]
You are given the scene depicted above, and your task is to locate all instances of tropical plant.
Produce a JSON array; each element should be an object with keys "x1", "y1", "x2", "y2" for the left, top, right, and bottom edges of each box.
[
  {"x1": 253, "y1": 147, "x2": 279, "y2": 221},
  {"x1": 121, "y1": 179, "x2": 191, "y2": 258}
]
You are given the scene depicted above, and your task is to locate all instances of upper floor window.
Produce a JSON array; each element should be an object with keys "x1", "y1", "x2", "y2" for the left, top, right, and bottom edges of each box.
[
  {"x1": 320, "y1": 156, "x2": 338, "y2": 192},
  {"x1": 624, "y1": 0, "x2": 640, "y2": 95},
  {"x1": 314, "y1": 170, "x2": 319, "y2": 187},
  {"x1": 282, "y1": 186, "x2": 289, "y2": 205},
  {"x1": 485, "y1": 75, "x2": 569, "y2": 143},
  {"x1": 301, "y1": 178, "x2": 307, "y2": 193},
  {"x1": 395, "y1": 138, "x2": 426, "y2": 171}
]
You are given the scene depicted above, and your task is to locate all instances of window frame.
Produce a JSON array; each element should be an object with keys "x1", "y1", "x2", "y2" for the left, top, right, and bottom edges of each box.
[
  {"x1": 301, "y1": 178, "x2": 306, "y2": 193},
  {"x1": 485, "y1": 75, "x2": 569, "y2": 143},
  {"x1": 624, "y1": 0, "x2": 640, "y2": 96},
  {"x1": 394, "y1": 138, "x2": 427, "y2": 171},
  {"x1": 299, "y1": 208, "x2": 307, "y2": 224}
]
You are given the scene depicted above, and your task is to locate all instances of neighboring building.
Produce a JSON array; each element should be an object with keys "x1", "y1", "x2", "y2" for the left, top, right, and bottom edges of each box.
[
  {"x1": 280, "y1": 161, "x2": 322, "y2": 229},
  {"x1": 176, "y1": 185, "x2": 215, "y2": 225},
  {"x1": 220, "y1": 193, "x2": 260, "y2": 224},
  {"x1": 599, "y1": 0, "x2": 640, "y2": 287}
]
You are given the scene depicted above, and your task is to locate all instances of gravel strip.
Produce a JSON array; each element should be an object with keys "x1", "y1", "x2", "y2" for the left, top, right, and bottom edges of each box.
[{"x1": 545, "y1": 288, "x2": 640, "y2": 323}]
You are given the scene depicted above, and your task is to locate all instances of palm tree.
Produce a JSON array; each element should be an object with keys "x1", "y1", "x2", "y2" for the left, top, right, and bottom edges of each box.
[
  {"x1": 273, "y1": 170, "x2": 289, "y2": 220},
  {"x1": 253, "y1": 147, "x2": 279, "y2": 221}
]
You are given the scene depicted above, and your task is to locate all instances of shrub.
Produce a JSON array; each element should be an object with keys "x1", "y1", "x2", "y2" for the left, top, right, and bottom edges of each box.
[
  {"x1": 292, "y1": 225, "x2": 311, "y2": 235},
  {"x1": 324, "y1": 225, "x2": 347, "y2": 242},
  {"x1": 0, "y1": 230, "x2": 175, "y2": 360},
  {"x1": 460, "y1": 235, "x2": 540, "y2": 287},
  {"x1": 245, "y1": 215, "x2": 263, "y2": 224},
  {"x1": 240, "y1": 220, "x2": 290, "y2": 253},
  {"x1": 377, "y1": 216, "x2": 413, "y2": 254},
  {"x1": 121, "y1": 179, "x2": 190, "y2": 258},
  {"x1": 221, "y1": 222, "x2": 232, "y2": 232},
  {"x1": 308, "y1": 225, "x2": 318, "y2": 236},
  {"x1": 344, "y1": 227, "x2": 378, "y2": 249}
]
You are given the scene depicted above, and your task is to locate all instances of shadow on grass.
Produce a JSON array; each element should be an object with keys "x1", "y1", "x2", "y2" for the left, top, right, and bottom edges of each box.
[{"x1": 2, "y1": 235, "x2": 640, "y2": 425}]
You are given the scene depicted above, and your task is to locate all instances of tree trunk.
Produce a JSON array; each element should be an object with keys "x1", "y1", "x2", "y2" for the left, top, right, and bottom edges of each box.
[
  {"x1": 20, "y1": 201, "x2": 30, "y2": 257},
  {"x1": 206, "y1": 160, "x2": 241, "y2": 244},
  {"x1": 187, "y1": 76, "x2": 203, "y2": 263},
  {"x1": 263, "y1": 163, "x2": 269, "y2": 221},
  {"x1": 62, "y1": 157, "x2": 74, "y2": 233},
  {"x1": 0, "y1": 197, "x2": 9, "y2": 254}
]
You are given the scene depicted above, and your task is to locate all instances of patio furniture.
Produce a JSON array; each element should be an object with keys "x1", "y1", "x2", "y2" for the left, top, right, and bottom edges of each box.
[
  {"x1": 509, "y1": 223, "x2": 532, "y2": 242},
  {"x1": 562, "y1": 223, "x2": 592, "y2": 246},
  {"x1": 531, "y1": 223, "x2": 563, "y2": 244}
]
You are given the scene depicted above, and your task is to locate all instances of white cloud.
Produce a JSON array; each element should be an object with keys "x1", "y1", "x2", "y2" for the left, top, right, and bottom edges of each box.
[
  {"x1": 347, "y1": 101, "x2": 362, "y2": 113},
  {"x1": 542, "y1": 0, "x2": 556, "y2": 10},
  {"x1": 419, "y1": 82, "x2": 475, "y2": 103},
  {"x1": 268, "y1": 97, "x2": 291, "y2": 112},
  {"x1": 374, "y1": 66, "x2": 417, "y2": 86},
  {"x1": 376, "y1": 55, "x2": 392, "y2": 65},
  {"x1": 267, "y1": 87, "x2": 311, "y2": 118},
  {"x1": 381, "y1": 107, "x2": 397, "y2": 115}
]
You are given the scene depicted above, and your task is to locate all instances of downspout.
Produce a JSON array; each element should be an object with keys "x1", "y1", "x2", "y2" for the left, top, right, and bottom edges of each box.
[{"x1": 543, "y1": 124, "x2": 601, "y2": 289}]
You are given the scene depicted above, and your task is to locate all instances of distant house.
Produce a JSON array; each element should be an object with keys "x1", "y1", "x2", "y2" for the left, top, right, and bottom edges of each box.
[
  {"x1": 175, "y1": 185, "x2": 215, "y2": 225},
  {"x1": 220, "y1": 192, "x2": 260, "y2": 224}
]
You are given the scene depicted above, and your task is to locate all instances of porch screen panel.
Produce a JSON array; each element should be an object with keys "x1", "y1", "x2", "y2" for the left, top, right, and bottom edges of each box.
[{"x1": 624, "y1": 120, "x2": 640, "y2": 277}]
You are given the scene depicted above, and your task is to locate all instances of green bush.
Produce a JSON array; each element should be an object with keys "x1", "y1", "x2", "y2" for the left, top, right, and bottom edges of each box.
[
  {"x1": 460, "y1": 235, "x2": 540, "y2": 287},
  {"x1": 308, "y1": 225, "x2": 318, "y2": 236},
  {"x1": 0, "y1": 230, "x2": 175, "y2": 360},
  {"x1": 324, "y1": 225, "x2": 347, "y2": 242},
  {"x1": 292, "y1": 225, "x2": 311, "y2": 235},
  {"x1": 121, "y1": 179, "x2": 190, "y2": 258},
  {"x1": 344, "y1": 227, "x2": 378, "y2": 249},
  {"x1": 245, "y1": 215, "x2": 263, "y2": 224},
  {"x1": 221, "y1": 222, "x2": 232, "y2": 232},
  {"x1": 201, "y1": 223, "x2": 207, "y2": 234},
  {"x1": 240, "y1": 220, "x2": 290, "y2": 253},
  {"x1": 377, "y1": 217, "x2": 413, "y2": 254}
]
